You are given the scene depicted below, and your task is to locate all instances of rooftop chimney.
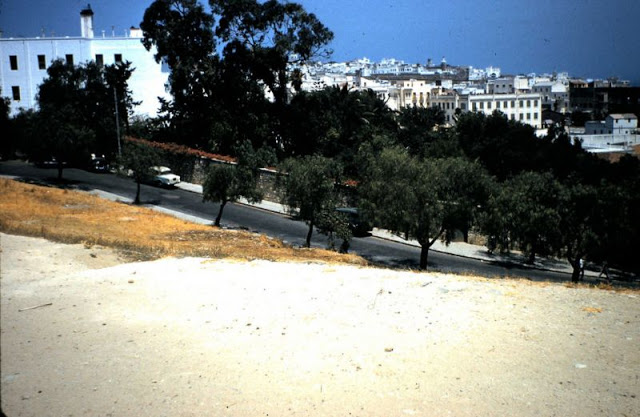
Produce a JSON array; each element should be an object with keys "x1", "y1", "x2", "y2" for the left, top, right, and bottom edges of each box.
[{"x1": 80, "y1": 4, "x2": 94, "y2": 38}]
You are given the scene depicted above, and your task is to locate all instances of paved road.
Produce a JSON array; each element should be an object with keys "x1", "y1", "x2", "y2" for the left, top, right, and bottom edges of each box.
[{"x1": 1, "y1": 160, "x2": 575, "y2": 282}]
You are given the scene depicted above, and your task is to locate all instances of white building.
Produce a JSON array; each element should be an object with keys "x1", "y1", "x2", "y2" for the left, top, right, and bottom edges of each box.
[
  {"x1": 573, "y1": 114, "x2": 639, "y2": 152},
  {"x1": 607, "y1": 114, "x2": 638, "y2": 135},
  {"x1": 487, "y1": 76, "x2": 530, "y2": 94},
  {"x1": 464, "y1": 93, "x2": 542, "y2": 128},
  {"x1": 0, "y1": 5, "x2": 169, "y2": 117},
  {"x1": 354, "y1": 76, "x2": 543, "y2": 129},
  {"x1": 531, "y1": 81, "x2": 569, "y2": 113},
  {"x1": 585, "y1": 114, "x2": 638, "y2": 135}
]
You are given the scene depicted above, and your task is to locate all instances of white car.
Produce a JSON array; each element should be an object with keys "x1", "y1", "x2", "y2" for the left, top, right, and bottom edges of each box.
[{"x1": 152, "y1": 166, "x2": 181, "y2": 186}]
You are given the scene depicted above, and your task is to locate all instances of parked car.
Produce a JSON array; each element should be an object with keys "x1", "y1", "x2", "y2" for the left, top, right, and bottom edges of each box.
[
  {"x1": 34, "y1": 157, "x2": 66, "y2": 168},
  {"x1": 152, "y1": 166, "x2": 181, "y2": 187},
  {"x1": 87, "y1": 154, "x2": 109, "y2": 172},
  {"x1": 335, "y1": 207, "x2": 372, "y2": 236}
]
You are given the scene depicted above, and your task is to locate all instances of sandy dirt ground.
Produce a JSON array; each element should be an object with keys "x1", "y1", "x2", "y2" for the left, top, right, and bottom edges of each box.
[{"x1": 1, "y1": 232, "x2": 639, "y2": 417}]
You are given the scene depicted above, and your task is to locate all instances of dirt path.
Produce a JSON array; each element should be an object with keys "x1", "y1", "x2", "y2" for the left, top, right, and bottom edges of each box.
[{"x1": 1, "y1": 233, "x2": 639, "y2": 416}]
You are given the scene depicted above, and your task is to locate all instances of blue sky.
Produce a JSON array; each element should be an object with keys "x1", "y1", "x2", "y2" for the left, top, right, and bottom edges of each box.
[{"x1": 1, "y1": 0, "x2": 638, "y2": 82}]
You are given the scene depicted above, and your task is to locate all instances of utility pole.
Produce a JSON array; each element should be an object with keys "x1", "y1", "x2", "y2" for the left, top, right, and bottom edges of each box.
[{"x1": 113, "y1": 86, "x2": 121, "y2": 157}]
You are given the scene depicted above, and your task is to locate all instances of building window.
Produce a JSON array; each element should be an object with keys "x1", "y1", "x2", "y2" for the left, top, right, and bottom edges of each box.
[
  {"x1": 11, "y1": 86, "x2": 21, "y2": 101},
  {"x1": 496, "y1": 101, "x2": 500, "y2": 109},
  {"x1": 65, "y1": 54, "x2": 74, "y2": 65},
  {"x1": 510, "y1": 114, "x2": 515, "y2": 120},
  {"x1": 487, "y1": 102, "x2": 492, "y2": 109},
  {"x1": 479, "y1": 102, "x2": 484, "y2": 109},
  {"x1": 461, "y1": 103, "x2": 467, "y2": 110},
  {"x1": 472, "y1": 103, "x2": 477, "y2": 111},
  {"x1": 527, "y1": 100, "x2": 531, "y2": 107},
  {"x1": 9, "y1": 55, "x2": 18, "y2": 70},
  {"x1": 511, "y1": 100, "x2": 515, "y2": 108},
  {"x1": 519, "y1": 100, "x2": 524, "y2": 107},
  {"x1": 519, "y1": 114, "x2": 524, "y2": 121},
  {"x1": 95, "y1": 54, "x2": 104, "y2": 66},
  {"x1": 114, "y1": 54, "x2": 123, "y2": 63},
  {"x1": 534, "y1": 100, "x2": 538, "y2": 107},
  {"x1": 37, "y1": 55, "x2": 46, "y2": 70},
  {"x1": 534, "y1": 112, "x2": 538, "y2": 119},
  {"x1": 527, "y1": 113, "x2": 531, "y2": 120}
]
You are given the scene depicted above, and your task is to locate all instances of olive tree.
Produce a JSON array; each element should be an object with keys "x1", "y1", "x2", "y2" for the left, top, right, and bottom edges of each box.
[
  {"x1": 360, "y1": 147, "x2": 491, "y2": 270},
  {"x1": 119, "y1": 140, "x2": 160, "y2": 204},
  {"x1": 277, "y1": 155, "x2": 344, "y2": 248},
  {"x1": 203, "y1": 142, "x2": 275, "y2": 227}
]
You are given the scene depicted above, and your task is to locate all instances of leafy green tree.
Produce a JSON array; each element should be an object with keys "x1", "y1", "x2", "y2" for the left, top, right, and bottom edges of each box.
[
  {"x1": 315, "y1": 208, "x2": 352, "y2": 253},
  {"x1": 141, "y1": 0, "x2": 333, "y2": 153},
  {"x1": 141, "y1": 0, "x2": 219, "y2": 148},
  {"x1": 396, "y1": 106, "x2": 448, "y2": 158},
  {"x1": 483, "y1": 171, "x2": 563, "y2": 264},
  {"x1": 203, "y1": 164, "x2": 240, "y2": 227},
  {"x1": 119, "y1": 140, "x2": 160, "y2": 204},
  {"x1": 202, "y1": 142, "x2": 275, "y2": 226},
  {"x1": 211, "y1": 0, "x2": 334, "y2": 108},
  {"x1": 103, "y1": 61, "x2": 139, "y2": 137},
  {"x1": 33, "y1": 60, "x2": 95, "y2": 179},
  {"x1": 607, "y1": 156, "x2": 640, "y2": 274},
  {"x1": 282, "y1": 86, "x2": 397, "y2": 175},
  {"x1": 82, "y1": 60, "x2": 138, "y2": 157},
  {"x1": 360, "y1": 148, "x2": 490, "y2": 269},
  {"x1": 455, "y1": 111, "x2": 541, "y2": 181},
  {"x1": 277, "y1": 155, "x2": 342, "y2": 248},
  {"x1": 20, "y1": 58, "x2": 135, "y2": 178},
  {"x1": 557, "y1": 182, "x2": 606, "y2": 282}
]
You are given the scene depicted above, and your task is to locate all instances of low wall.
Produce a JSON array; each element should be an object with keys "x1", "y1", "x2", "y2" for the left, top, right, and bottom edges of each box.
[
  {"x1": 133, "y1": 137, "x2": 356, "y2": 206},
  {"x1": 572, "y1": 134, "x2": 640, "y2": 150}
]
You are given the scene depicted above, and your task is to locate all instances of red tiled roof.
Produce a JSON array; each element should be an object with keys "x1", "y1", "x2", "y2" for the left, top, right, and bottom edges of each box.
[{"x1": 125, "y1": 136, "x2": 237, "y2": 163}]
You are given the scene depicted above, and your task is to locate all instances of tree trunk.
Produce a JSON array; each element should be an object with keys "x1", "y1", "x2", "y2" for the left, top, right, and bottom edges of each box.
[
  {"x1": 570, "y1": 264, "x2": 581, "y2": 283},
  {"x1": 135, "y1": 181, "x2": 141, "y2": 204},
  {"x1": 57, "y1": 163, "x2": 63, "y2": 180},
  {"x1": 569, "y1": 255, "x2": 581, "y2": 283},
  {"x1": 305, "y1": 220, "x2": 314, "y2": 248},
  {"x1": 215, "y1": 200, "x2": 227, "y2": 227},
  {"x1": 419, "y1": 244, "x2": 429, "y2": 270}
]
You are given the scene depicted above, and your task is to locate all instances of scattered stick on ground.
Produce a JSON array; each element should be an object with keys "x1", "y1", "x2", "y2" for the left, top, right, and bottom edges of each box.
[{"x1": 18, "y1": 302, "x2": 53, "y2": 312}]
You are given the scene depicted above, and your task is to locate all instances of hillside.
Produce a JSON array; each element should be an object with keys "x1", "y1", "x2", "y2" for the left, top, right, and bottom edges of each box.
[{"x1": 2, "y1": 232, "x2": 638, "y2": 417}]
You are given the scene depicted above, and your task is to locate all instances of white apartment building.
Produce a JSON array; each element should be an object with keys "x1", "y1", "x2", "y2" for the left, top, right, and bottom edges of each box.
[
  {"x1": 531, "y1": 81, "x2": 569, "y2": 113},
  {"x1": 463, "y1": 93, "x2": 542, "y2": 128},
  {"x1": 377, "y1": 78, "x2": 440, "y2": 110},
  {"x1": 585, "y1": 114, "x2": 638, "y2": 135},
  {"x1": 0, "y1": 5, "x2": 169, "y2": 117},
  {"x1": 607, "y1": 114, "x2": 638, "y2": 135},
  {"x1": 575, "y1": 114, "x2": 639, "y2": 152},
  {"x1": 349, "y1": 74, "x2": 543, "y2": 129},
  {"x1": 487, "y1": 76, "x2": 530, "y2": 94},
  {"x1": 427, "y1": 91, "x2": 543, "y2": 128}
]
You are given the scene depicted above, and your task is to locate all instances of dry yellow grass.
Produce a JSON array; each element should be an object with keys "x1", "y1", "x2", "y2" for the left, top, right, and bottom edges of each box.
[{"x1": 0, "y1": 178, "x2": 367, "y2": 265}]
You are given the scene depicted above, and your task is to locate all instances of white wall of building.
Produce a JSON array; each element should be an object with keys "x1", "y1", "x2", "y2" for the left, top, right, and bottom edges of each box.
[
  {"x1": 464, "y1": 93, "x2": 542, "y2": 128},
  {"x1": 0, "y1": 9, "x2": 169, "y2": 117},
  {"x1": 606, "y1": 114, "x2": 638, "y2": 135}
]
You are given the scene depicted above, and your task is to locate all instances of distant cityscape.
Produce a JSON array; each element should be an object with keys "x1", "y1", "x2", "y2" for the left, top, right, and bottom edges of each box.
[{"x1": 1, "y1": 6, "x2": 639, "y2": 154}]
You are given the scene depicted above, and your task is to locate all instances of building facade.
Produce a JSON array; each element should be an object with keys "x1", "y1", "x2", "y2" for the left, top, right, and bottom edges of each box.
[{"x1": 0, "y1": 6, "x2": 169, "y2": 117}]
